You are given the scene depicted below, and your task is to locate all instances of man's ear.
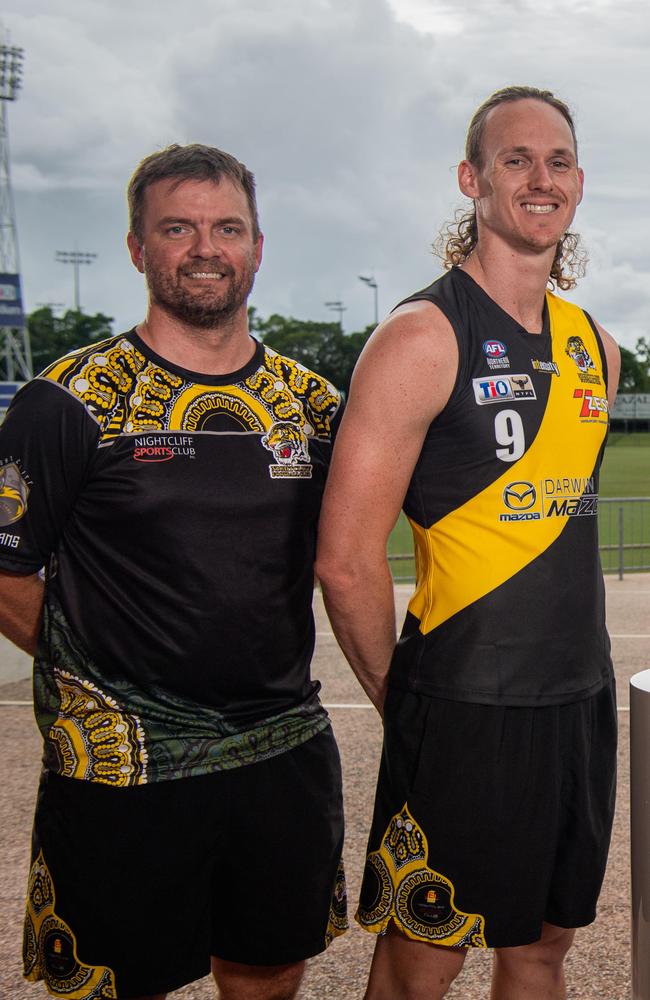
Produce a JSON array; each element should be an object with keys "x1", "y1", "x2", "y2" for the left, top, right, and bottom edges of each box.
[
  {"x1": 457, "y1": 159, "x2": 480, "y2": 200},
  {"x1": 254, "y1": 232, "x2": 264, "y2": 273},
  {"x1": 576, "y1": 166, "x2": 584, "y2": 207},
  {"x1": 127, "y1": 232, "x2": 145, "y2": 274}
]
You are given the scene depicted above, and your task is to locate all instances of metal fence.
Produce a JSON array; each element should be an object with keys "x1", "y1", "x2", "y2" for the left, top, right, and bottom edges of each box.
[
  {"x1": 388, "y1": 497, "x2": 650, "y2": 582},
  {"x1": 599, "y1": 497, "x2": 650, "y2": 579}
]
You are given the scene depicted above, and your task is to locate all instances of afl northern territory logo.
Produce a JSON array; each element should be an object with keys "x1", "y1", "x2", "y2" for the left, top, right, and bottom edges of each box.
[
  {"x1": 503, "y1": 481, "x2": 537, "y2": 511},
  {"x1": 483, "y1": 340, "x2": 507, "y2": 359},
  {"x1": 482, "y1": 339, "x2": 510, "y2": 370}
]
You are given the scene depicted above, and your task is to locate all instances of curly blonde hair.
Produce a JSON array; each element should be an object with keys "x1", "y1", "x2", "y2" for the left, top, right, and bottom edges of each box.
[{"x1": 436, "y1": 86, "x2": 588, "y2": 290}]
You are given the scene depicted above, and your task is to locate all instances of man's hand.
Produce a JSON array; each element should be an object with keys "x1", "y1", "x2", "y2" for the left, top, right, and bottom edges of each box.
[{"x1": 0, "y1": 570, "x2": 44, "y2": 655}]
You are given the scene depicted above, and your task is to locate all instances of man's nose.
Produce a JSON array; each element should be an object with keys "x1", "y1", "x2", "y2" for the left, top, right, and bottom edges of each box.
[
  {"x1": 189, "y1": 227, "x2": 222, "y2": 257},
  {"x1": 528, "y1": 160, "x2": 553, "y2": 190}
]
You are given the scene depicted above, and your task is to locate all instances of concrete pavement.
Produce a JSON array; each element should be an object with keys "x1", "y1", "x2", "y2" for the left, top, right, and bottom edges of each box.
[{"x1": 1, "y1": 577, "x2": 647, "y2": 999}]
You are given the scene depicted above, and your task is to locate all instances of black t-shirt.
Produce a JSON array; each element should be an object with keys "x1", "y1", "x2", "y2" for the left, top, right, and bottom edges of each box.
[{"x1": 0, "y1": 332, "x2": 342, "y2": 783}]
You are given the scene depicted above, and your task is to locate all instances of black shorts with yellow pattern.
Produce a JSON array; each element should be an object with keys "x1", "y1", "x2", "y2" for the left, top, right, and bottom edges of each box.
[
  {"x1": 357, "y1": 683, "x2": 616, "y2": 949},
  {"x1": 24, "y1": 727, "x2": 347, "y2": 999}
]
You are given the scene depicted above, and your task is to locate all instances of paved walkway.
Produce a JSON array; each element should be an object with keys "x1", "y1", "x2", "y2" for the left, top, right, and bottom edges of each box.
[{"x1": 1, "y1": 577, "x2": 647, "y2": 999}]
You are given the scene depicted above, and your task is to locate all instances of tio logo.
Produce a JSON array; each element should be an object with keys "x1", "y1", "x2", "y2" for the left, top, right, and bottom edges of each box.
[{"x1": 477, "y1": 378, "x2": 512, "y2": 400}]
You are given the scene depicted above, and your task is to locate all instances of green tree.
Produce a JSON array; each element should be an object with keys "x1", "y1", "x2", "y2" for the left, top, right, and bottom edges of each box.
[
  {"x1": 633, "y1": 336, "x2": 650, "y2": 389},
  {"x1": 619, "y1": 344, "x2": 650, "y2": 393},
  {"x1": 249, "y1": 308, "x2": 372, "y2": 395},
  {"x1": 28, "y1": 307, "x2": 114, "y2": 372}
]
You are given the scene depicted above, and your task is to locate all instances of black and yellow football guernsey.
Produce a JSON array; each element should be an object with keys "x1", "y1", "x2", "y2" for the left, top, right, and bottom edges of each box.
[
  {"x1": 390, "y1": 267, "x2": 613, "y2": 706},
  {"x1": 0, "y1": 333, "x2": 343, "y2": 783}
]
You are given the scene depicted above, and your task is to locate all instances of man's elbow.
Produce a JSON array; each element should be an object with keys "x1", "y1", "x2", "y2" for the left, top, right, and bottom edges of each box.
[
  {"x1": 314, "y1": 550, "x2": 355, "y2": 598},
  {"x1": 316, "y1": 542, "x2": 386, "y2": 601}
]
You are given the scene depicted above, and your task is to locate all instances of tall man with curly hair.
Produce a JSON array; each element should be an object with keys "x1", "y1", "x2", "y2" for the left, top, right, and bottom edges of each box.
[
  {"x1": 0, "y1": 143, "x2": 347, "y2": 1000},
  {"x1": 317, "y1": 86, "x2": 620, "y2": 999}
]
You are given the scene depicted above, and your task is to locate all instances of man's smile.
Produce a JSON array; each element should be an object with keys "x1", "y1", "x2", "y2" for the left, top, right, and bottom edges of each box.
[
  {"x1": 521, "y1": 202, "x2": 558, "y2": 214},
  {"x1": 185, "y1": 271, "x2": 226, "y2": 279}
]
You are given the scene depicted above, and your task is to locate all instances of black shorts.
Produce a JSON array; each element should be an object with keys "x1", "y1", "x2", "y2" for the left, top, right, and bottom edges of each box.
[
  {"x1": 23, "y1": 727, "x2": 347, "y2": 999},
  {"x1": 357, "y1": 683, "x2": 616, "y2": 949}
]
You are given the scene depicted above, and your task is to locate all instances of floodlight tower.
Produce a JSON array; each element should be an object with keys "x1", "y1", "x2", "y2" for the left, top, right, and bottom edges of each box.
[
  {"x1": 325, "y1": 300, "x2": 347, "y2": 331},
  {"x1": 0, "y1": 39, "x2": 31, "y2": 380}
]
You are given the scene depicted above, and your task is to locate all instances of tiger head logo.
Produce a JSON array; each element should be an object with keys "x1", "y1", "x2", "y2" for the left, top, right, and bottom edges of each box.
[
  {"x1": 565, "y1": 336, "x2": 595, "y2": 373},
  {"x1": 261, "y1": 421, "x2": 310, "y2": 466},
  {"x1": 0, "y1": 462, "x2": 29, "y2": 526}
]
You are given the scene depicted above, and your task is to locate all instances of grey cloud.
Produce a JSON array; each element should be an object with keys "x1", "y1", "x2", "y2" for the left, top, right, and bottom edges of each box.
[{"x1": 4, "y1": 0, "x2": 650, "y2": 346}]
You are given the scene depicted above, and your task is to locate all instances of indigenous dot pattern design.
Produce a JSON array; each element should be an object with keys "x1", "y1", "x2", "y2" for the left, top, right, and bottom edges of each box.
[
  {"x1": 35, "y1": 594, "x2": 331, "y2": 785},
  {"x1": 357, "y1": 804, "x2": 487, "y2": 948},
  {"x1": 23, "y1": 851, "x2": 117, "y2": 998},
  {"x1": 47, "y1": 668, "x2": 148, "y2": 787},
  {"x1": 41, "y1": 337, "x2": 340, "y2": 444},
  {"x1": 325, "y1": 861, "x2": 349, "y2": 946}
]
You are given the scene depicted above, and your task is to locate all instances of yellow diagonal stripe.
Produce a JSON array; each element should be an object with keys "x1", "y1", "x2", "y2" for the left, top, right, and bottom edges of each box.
[{"x1": 408, "y1": 295, "x2": 608, "y2": 634}]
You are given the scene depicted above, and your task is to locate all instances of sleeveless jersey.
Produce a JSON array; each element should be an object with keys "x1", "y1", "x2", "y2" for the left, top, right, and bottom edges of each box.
[{"x1": 390, "y1": 267, "x2": 613, "y2": 706}]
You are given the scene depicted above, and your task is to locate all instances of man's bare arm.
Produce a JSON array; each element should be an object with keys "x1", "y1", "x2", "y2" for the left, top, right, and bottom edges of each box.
[
  {"x1": 0, "y1": 570, "x2": 44, "y2": 655},
  {"x1": 316, "y1": 301, "x2": 458, "y2": 713},
  {"x1": 594, "y1": 320, "x2": 621, "y2": 409}
]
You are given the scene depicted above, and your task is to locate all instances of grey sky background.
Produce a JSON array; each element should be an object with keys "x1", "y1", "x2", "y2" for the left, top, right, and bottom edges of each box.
[{"x1": 5, "y1": 0, "x2": 649, "y2": 350}]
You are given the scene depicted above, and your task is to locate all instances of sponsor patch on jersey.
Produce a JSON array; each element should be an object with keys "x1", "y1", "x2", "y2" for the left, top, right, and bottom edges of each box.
[
  {"x1": 531, "y1": 359, "x2": 560, "y2": 376},
  {"x1": 483, "y1": 340, "x2": 507, "y2": 358},
  {"x1": 473, "y1": 375, "x2": 536, "y2": 405},
  {"x1": 499, "y1": 475, "x2": 598, "y2": 522},
  {"x1": 261, "y1": 421, "x2": 313, "y2": 479},
  {"x1": 500, "y1": 480, "x2": 542, "y2": 521},
  {"x1": 573, "y1": 389, "x2": 609, "y2": 422},
  {"x1": 483, "y1": 340, "x2": 511, "y2": 370},
  {"x1": 132, "y1": 434, "x2": 196, "y2": 462},
  {"x1": 566, "y1": 336, "x2": 602, "y2": 384},
  {"x1": 0, "y1": 460, "x2": 30, "y2": 526},
  {"x1": 503, "y1": 481, "x2": 537, "y2": 511}
]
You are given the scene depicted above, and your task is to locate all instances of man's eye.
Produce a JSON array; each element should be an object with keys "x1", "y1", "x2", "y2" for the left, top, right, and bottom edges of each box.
[
  {"x1": 166, "y1": 225, "x2": 186, "y2": 235},
  {"x1": 551, "y1": 160, "x2": 570, "y2": 170},
  {"x1": 222, "y1": 226, "x2": 239, "y2": 235}
]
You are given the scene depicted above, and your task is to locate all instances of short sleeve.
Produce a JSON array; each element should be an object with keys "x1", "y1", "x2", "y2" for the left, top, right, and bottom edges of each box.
[{"x1": 0, "y1": 379, "x2": 98, "y2": 573}]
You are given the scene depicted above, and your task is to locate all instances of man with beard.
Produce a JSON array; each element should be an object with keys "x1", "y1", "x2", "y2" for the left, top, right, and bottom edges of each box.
[
  {"x1": 317, "y1": 88, "x2": 619, "y2": 998},
  {"x1": 0, "y1": 144, "x2": 347, "y2": 1000}
]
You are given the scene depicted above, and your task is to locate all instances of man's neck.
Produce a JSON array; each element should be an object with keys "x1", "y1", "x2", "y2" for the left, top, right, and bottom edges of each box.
[
  {"x1": 461, "y1": 241, "x2": 555, "y2": 334},
  {"x1": 136, "y1": 303, "x2": 256, "y2": 375}
]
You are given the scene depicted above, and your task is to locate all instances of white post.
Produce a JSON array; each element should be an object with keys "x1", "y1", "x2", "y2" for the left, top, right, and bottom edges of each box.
[{"x1": 631, "y1": 669, "x2": 650, "y2": 998}]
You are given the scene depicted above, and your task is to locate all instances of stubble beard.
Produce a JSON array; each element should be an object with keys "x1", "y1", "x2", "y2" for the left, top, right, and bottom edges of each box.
[
  {"x1": 518, "y1": 224, "x2": 565, "y2": 255},
  {"x1": 145, "y1": 256, "x2": 257, "y2": 329}
]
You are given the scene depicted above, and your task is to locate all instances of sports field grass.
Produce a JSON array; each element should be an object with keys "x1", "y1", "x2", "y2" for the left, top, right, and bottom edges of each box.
[
  {"x1": 388, "y1": 432, "x2": 650, "y2": 578},
  {"x1": 599, "y1": 432, "x2": 650, "y2": 497}
]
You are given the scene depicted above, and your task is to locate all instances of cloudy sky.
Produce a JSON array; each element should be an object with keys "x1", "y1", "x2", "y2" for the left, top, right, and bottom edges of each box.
[{"x1": 4, "y1": 0, "x2": 649, "y2": 351}]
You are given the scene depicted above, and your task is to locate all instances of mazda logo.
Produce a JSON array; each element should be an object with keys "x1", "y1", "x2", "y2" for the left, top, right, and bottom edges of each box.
[{"x1": 503, "y1": 481, "x2": 537, "y2": 510}]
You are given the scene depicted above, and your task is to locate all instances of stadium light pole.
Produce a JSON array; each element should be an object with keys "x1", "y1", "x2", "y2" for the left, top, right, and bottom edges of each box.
[
  {"x1": 358, "y1": 273, "x2": 378, "y2": 326},
  {"x1": 0, "y1": 37, "x2": 32, "y2": 380},
  {"x1": 325, "y1": 300, "x2": 347, "y2": 332},
  {"x1": 55, "y1": 250, "x2": 97, "y2": 312}
]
